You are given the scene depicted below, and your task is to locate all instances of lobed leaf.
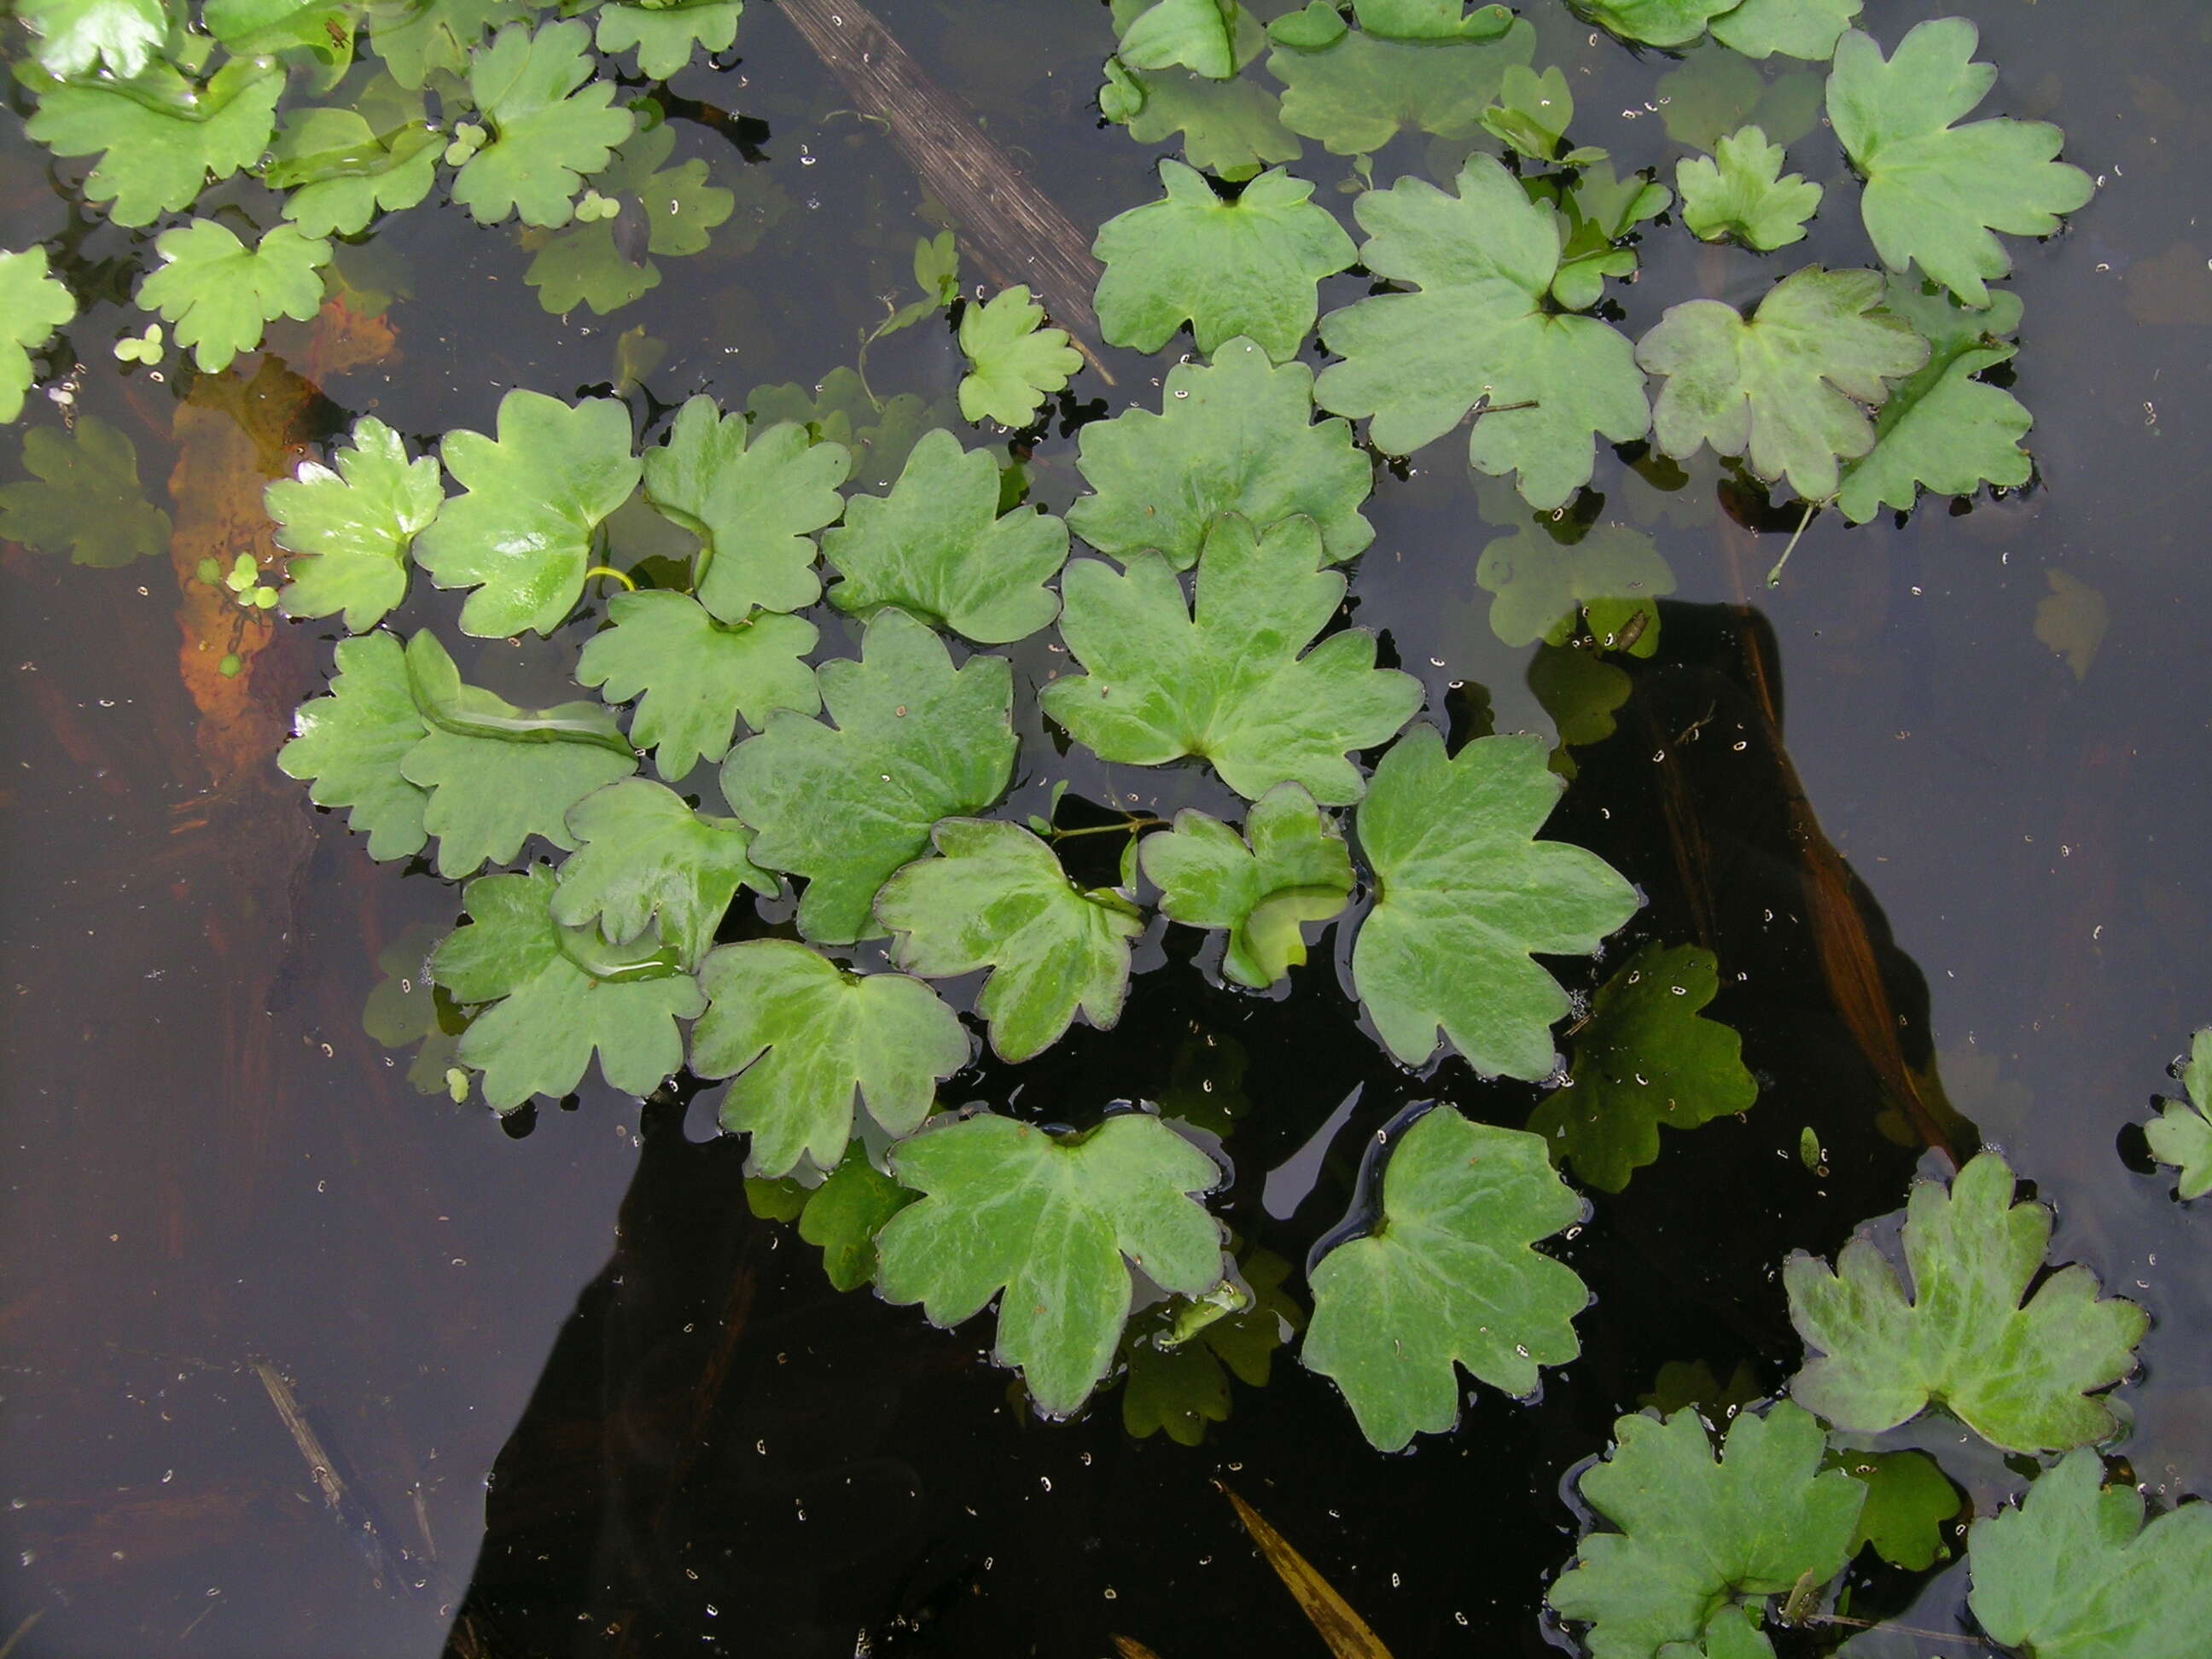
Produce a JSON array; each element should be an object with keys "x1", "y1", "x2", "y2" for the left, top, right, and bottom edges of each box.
[
  {"x1": 276, "y1": 630, "x2": 429, "y2": 861},
  {"x1": 2144, "y1": 1027, "x2": 2212, "y2": 1200},
  {"x1": 270, "y1": 416, "x2": 442, "y2": 632},
  {"x1": 956, "y1": 286, "x2": 1082, "y2": 429},
  {"x1": 1476, "y1": 521, "x2": 1674, "y2": 655},
  {"x1": 1138, "y1": 783, "x2": 1352, "y2": 988},
  {"x1": 1709, "y1": 0, "x2": 1861, "y2": 62},
  {"x1": 451, "y1": 20, "x2": 635, "y2": 229},
  {"x1": 1676, "y1": 126, "x2": 1823, "y2": 252},
  {"x1": 551, "y1": 778, "x2": 775, "y2": 970},
  {"x1": 596, "y1": 0, "x2": 742, "y2": 79},
  {"x1": 0, "y1": 415, "x2": 168, "y2": 568},
  {"x1": 1269, "y1": 18, "x2": 1535, "y2": 158},
  {"x1": 1, "y1": 249, "x2": 75, "y2": 425},
  {"x1": 137, "y1": 218, "x2": 331, "y2": 374},
  {"x1": 26, "y1": 56, "x2": 283, "y2": 228}
]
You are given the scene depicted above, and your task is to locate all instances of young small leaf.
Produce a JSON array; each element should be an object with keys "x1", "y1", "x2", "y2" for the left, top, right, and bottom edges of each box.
[
  {"x1": 1, "y1": 249, "x2": 74, "y2": 424},
  {"x1": 1352, "y1": 727, "x2": 1639, "y2": 1077},
  {"x1": 956, "y1": 285, "x2": 1082, "y2": 429},
  {"x1": 0, "y1": 415, "x2": 169, "y2": 567},
  {"x1": 1116, "y1": 0, "x2": 1239, "y2": 79},
  {"x1": 691, "y1": 940, "x2": 969, "y2": 1179},
  {"x1": 270, "y1": 416, "x2": 443, "y2": 632},
  {"x1": 137, "y1": 219, "x2": 332, "y2": 374},
  {"x1": 450, "y1": 20, "x2": 636, "y2": 229},
  {"x1": 551, "y1": 778, "x2": 774, "y2": 970},
  {"x1": 1139, "y1": 783, "x2": 1352, "y2": 988},
  {"x1": 876, "y1": 819, "x2": 1144, "y2": 1064},
  {"x1": 1302, "y1": 1107, "x2": 1586, "y2": 1451},
  {"x1": 1784, "y1": 1150, "x2": 2148, "y2": 1452},
  {"x1": 1677, "y1": 126, "x2": 1823, "y2": 252},
  {"x1": 1043, "y1": 513, "x2": 1422, "y2": 805},
  {"x1": 875, "y1": 1111, "x2": 1225, "y2": 1417},
  {"x1": 2144, "y1": 1027, "x2": 2212, "y2": 1200},
  {"x1": 276, "y1": 631, "x2": 430, "y2": 861}
]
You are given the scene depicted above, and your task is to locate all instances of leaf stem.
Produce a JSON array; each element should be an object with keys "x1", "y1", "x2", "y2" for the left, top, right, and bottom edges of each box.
[
  {"x1": 1047, "y1": 814, "x2": 1160, "y2": 841},
  {"x1": 1805, "y1": 1614, "x2": 1997, "y2": 1647},
  {"x1": 582, "y1": 564, "x2": 637, "y2": 591},
  {"x1": 1767, "y1": 498, "x2": 1820, "y2": 587}
]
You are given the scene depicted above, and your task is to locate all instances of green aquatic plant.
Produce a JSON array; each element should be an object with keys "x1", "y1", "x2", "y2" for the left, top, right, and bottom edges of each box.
[
  {"x1": 2143, "y1": 1027, "x2": 2212, "y2": 1201},
  {"x1": 1675, "y1": 126, "x2": 1823, "y2": 251},
  {"x1": 269, "y1": 416, "x2": 441, "y2": 632},
  {"x1": 1, "y1": 249, "x2": 74, "y2": 424},
  {"x1": 549, "y1": 778, "x2": 773, "y2": 972},
  {"x1": 0, "y1": 415, "x2": 170, "y2": 567},
  {"x1": 954, "y1": 285, "x2": 1082, "y2": 429},
  {"x1": 1138, "y1": 783, "x2": 1353, "y2": 989}
]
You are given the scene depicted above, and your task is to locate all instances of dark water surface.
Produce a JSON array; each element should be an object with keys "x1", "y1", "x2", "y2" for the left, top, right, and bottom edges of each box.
[{"x1": 3, "y1": 0, "x2": 2209, "y2": 1654}]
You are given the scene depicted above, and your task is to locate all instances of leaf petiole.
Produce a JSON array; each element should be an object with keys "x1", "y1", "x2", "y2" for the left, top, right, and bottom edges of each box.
[{"x1": 581, "y1": 563, "x2": 637, "y2": 591}]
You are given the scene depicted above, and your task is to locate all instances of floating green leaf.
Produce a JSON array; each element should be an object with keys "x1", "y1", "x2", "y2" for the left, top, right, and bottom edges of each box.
[
  {"x1": 1, "y1": 249, "x2": 73, "y2": 425},
  {"x1": 550, "y1": 778, "x2": 771, "y2": 970},
  {"x1": 526, "y1": 119, "x2": 734, "y2": 317},
  {"x1": 1139, "y1": 783, "x2": 1351, "y2": 988},
  {"x1": 1301, "y1": 1107, "x2": 1586, "y2": 1451},
  {"x1": 722, "y1": 608, "x2": 1015, "y2": 944},
  {"x1": 691, "y1": 939, "x2": 969, "y2": 1178},
  {"x1": 1043, "y1": 514, "x2": 1420, "y2": 805},
  {"x1": 431, "y1": 865, "x2": 701, "y2": 1109},
  {"x1": 367, "y1": 0, "x2": 524, "y2": 88},
  {"x1": 1709, "y1": 0, "x2": 1860, "y2": 62},
  {"x1": 876, "y1": 819, "x2": 1144, "y2": 1064},
  {"x1": 797, "y1": 1142, "x2": 917, "y2": 1292},
  {"x1": 0, "y1": 415, "x2": 168, "y2": 568},
  {"x1": 396, "y1": 632, "x2": 637, "y2": 878},
  {"x1": 1352, "y1": 727, "x2": 1639, "y2": 1076},
  {"x1": 414, "y1": 389, "x2": 641, "y2": 637},
  {"x1": 576, "y1": 590, "x2": 819, "y2": 783},
  {"x1": 1476, "y1": 521, "x2": 1674, "y2": 655},
  {"x1": 823, "y1": 428, "x2": 1067, "y2": 645},
  {"x1": 1677, "y1": 127, "x2": 1822, "y2": 251},
  {"x1": 1827, "y1": 18, "x2": 2095, "y2": 307},
  {"x1": 1635, "y1": 265, "x2": 1928, "y2": 501},
  {"x1": 1269, "y1": 18, "x2": 1535, "y2": 157},
  {"x1": 2144, "y1": 1027, "x2": 2212, "y2": 1200},
  {"x1": 276, "y1": 631, "x2": 429, "y2": 861},
  {"x1": 1576, "y1": 0, "x2": 1737, "y2": 49},
  {"x1": 15, "y1": 0, "x2": 169, "y2": 79},
  {"x1": 1116, "y1": 0, "x2": 1239, "y2": 79},
  {"x1": 1547, "y1": 1403, "x2": 1865, "y2": 1659},
  {"x1": 875, "y1": 1111, "x2": 1225, "y2": 1417},
  {"x1": 450, "y1": 20, "x2": 635, "y2": 229},
  {"x1": 268, "y1": 106, "x2": 439, "y2": 238},
  {"x1": 26, "y1": 56, "x2": 283, "y2": 227},
  {"x1": 269, "y1": 416, "x2": 442, "y2": 632},
  {"x1": 1317, "y1": 155, "x2": 1650, "y2": 511},
  {"x1": 956, "y1": 285, "x2": 1081, "y2": 429},
  {"x1": 1105, "y1": 55, "x2": 1301, "y2": 183},
  {"x1": 135, "y1": 218, "x2": 330, "y2": 374},
  {"x1": 643, "y1": 395, "x2": 849, "y2": 620},
  {"x1": 1784, "y1": 1150, "x2": 2148, "y2": 1453},
  {"x1": 1067, "y1": 338, "x2": 1372, "y2": 571},
  {"x1": 1528, "y1": 944, "x2": 1757, "y2": 1193},
  {"x1": 1352, "y1": 0, "x2": 1513, "y2": 41},
  {"x1": 1835, "y1": 278, "x2": 2030, "y2": 521},
  {"x1": 1967, "y1": 1447, "x2": 2212, "y2": 1659},
  {"x1": 595, "y1": 0, "x2": 742, "y2": 79},
  {"x1": 1480, "y1": 64, "x2": 1587, "y2": 163},
  {"x1": 1826, "y1": 1447, "x2": 1960, "y2": 1572},
  {"x1": 1093, "y1": 161, "x2": 1355, "y2": 364}
]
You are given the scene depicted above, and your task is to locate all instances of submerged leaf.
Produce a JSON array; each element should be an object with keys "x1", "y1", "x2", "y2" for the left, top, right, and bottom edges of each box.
[
  {"x1": 368, "y1": 0, "x2": 524, "y2": 88},
  {"x1": 1270, "y1": 18, "x2": 1536, "y2": 158},
  {"x1": 875, "y1": 1111, "x2": 1225, "y2": 1417},
  {"x1": 1635, "y1": 265, "x2": 1928, "y2": 501},
  {"x1": 1139, "y1": 783, "x2": 1352, "y2": 988},
  {"x1": 1317, "y1": 155, "x2": 1650, "y2": 510},
  {"x1": 1967, "y1": 1447, "x2": 2212, "y2": 1659},
  {"x1": 550, "y1": 778, "x2": 773, "y2": 970},
  {"x1": 2143, "y1": 1027, "x2": 2212, "y2": 1201},
  {"x1": 137, "y1": 219, "x2": 331, "y2": 374},
  {"x1": 1547, "y1": 1403, "x2": 1865, "y2": 1659},
  {"x1": 1352, "y1": 727, "x2": 1639, "y2": 1077},
  {"x1": 1827, "y1": 19, "x2": 2095, "y2": 307},
  {"x1": 1476, "y1": 521, "x2": 1674, "y2": 655},
  {"x1": 691, "y1": 940, "x2": 969, "y2": 1179},
  {"x1": 1094, "y1": 161, "x2": 1355, "y2": 364},
  {"x1": 270, "y1": 416, "x2": 442, "y2": 632},
  {"x1": 876, "y1": 819, "x2": 1144, "y2": 1064},
  {"x1": 1528, "y1": 944, "x2": 1757, "y2": 1192},
  {"x1": 797, "y1": 1142, "x2": 917, "y2": 1292},
  {"x1": 26, "y1": 56, "x2": 283, "y2": 228},
  {"x1": 722, "y1": 608, "x2": 1016, "y2": 944},
  {"x1": 1676, "y1": 127, "x2": 1822, "y2": 252},
  {"x1": 956, "y1": 285, "x2": 1082, "y2": 429},
  {"x1": 0, "y1": 414, "x2": 169, "y2": 567},
  {"x1": 450, "y1": 20, "x2": 635, "y2": 229},
  {"x1": 431, "y1": 865, "x2": 702, "y2": 1109},
  {"x1": 1043, "y1": 514, "x2": 1421, "y2": 805},
  {"x1": 276, "y1": 631, "x2": 428, "y2": 861},
  {"x1": 1826, "y1": 1447, "x2": 1960, "y2": 1572},
  {"x1": 414, "y1": 389, "x2": 641, "y2": 637},
  {"x1": 824, "y1": 428, "x2": 1067, "y2": 644},
  {"x1": 1067, "y1": 338, "x2": 1373, "y2": 571},
  {"x1": 576, "y1": 590, "x2": 819, "y2": 782},
  {"x1": 1784, "y1": 1150, "x2": 2148, "y2": 1452},
  {"x1": 1302, "y1": 1107, "x2": 1586, "y2": 1450},
  {"x1": 1709, "y1": 0, "x2": 1860, "y2": 62},
  {"x1": 526, "y1": 120, "x2": 734, "y2": 317},
  {"x1": 1, "y1": 249, "x2": 74, "y2": 424}
]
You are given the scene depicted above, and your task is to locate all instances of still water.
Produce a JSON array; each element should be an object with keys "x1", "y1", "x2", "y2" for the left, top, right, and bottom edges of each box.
[{"x1": 3, "y1": 0, "x2": 2208, "y2": 1653}]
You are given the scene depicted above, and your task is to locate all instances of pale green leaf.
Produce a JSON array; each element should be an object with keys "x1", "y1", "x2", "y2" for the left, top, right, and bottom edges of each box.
[
  {"x1": 1476, "y1": 521, "x2": 1674, "y2": 655},
  {"x1": 1138, "y1": 783, "x2": 1351, "y2": 988},
  {"x1": 956, "y1": 285, "x2": 1080, "y2": 429},
  {"x1": 721, "y1": 608, "x2": 1016, "y2": 944},
  {"x1": 1301, "y1": 1106, "x2": 1586, "y2": 1450},
  {"x1": 2144, "y1": 1027, "x2": 2212, "y2": 1200},
  {"x1": 414, "y1": 389, "x2": 642, "y2": 637},
  {"x1": 1043, "y1": 513, "x2": 1421, "y2": 805},
  {"x1": 366, "y1": 0, "x2": 522, "y2": 87},
  {"x1": 269, "y1": 106, "x2": 439, "y2": 238},
  {"x1": 276, "y1": 631, "x2": 429, "y2": 861},
  {"x1": 595, "y1": 0, "x2": 742, "y2": 79},
  {"x1": 1094, "y1": 161, "x2": 1354, "y2": 364},
  {"x1": 1547, "y1": 1403, "x2": 1865, "y2": 1659},
  {"x1": 26, "y1": 56, "x2": 282, "y2": 227},
  {"x1": 1117, "y1": 0, "x2": 1238, "y2": 79},
  {"x1": 1527, "y1": 944, "x2": 1757, "y2": 1192},
  {"x1": 691, "y1": 939, "x2": 968, "y2": 1176},
  {"x1": 451, "y1": 20, "x2": 635, "y2": 229},
  {"x1": 1677, "y1": 126, "x2": 1822, "y2": 251},
  {"x1": 1784, "y1": 1150, "x2": 2148, "y2": 1452},
  {"x1": 1827, "y1": 18, "x2": 2095, "y2": 307},
  {"x1": 0, "y1": 415, "x2": 169, "y2": 568},
  {"x1": 824, "y1": 428, "x2": 1067, "y2": 645},
  {"x1": 1106, "y1": 58, "x2": 1301, "y2": 183},
  {"x1": 1, "y1": 249, "x2": 74, "y2": 425},
  {"x1": 1351, "y1": 726, "x2": 1640, "y2": 1075},
  {"x1": 14, "y1": 0, "x2": 169, "y2": 79},
  {"x1": 1655, "y1": 49, "x2": 1824, "y2": 153},
  {"x1": 523, "y1": 219, "x2": 660, "y2": 317},
  {"x1": 550, "y1": 778, "x2": 773, "y2": 969},
  {"x1": 575, "y1": 589, "x2": 820, "y2": 782},
  {"x1": 1067, "y1": 337, "x2": 1373, "y2": 571},
  {"x1": 1709, "y1": 0, "x2": 1860, "y2": 62},
  {"x1": 270, "y1": 416, "x2": 442, "y2": 632},
  {"x1": 876, "y1": 819, "x2": 1144, "y2": 1064},
  {"x1": 643, "y1": 395, "x2": 849, "y2": 620},
  {"x1": 1316, "y1": 155, "x2": 1650, "y2": 511},
  {"x1": 1635, "y1": 265, "x2": 1928, "y2": 501},
  {"x1": 1967, "y1": 1447, "x2": 2212, "y2": 1659},
  {"x1": 431, "y1": 865, "x2": 702, "y2": 1109},
  {"x1": 1269, "y1": 19, "x2": 1536, "y2": 157},
  {"x1": 137, "y1": 218, "x2": 330, "y2": 374},
  {"x1": 1576, "y1": 0, "x2": 1737, "y2": 49},
  {"x1": 875, "y1": 1111, "x2": 1225, "y2": 1417},
  {"x1": 1352, "y1": 0, "x2": 1513, "y2": 41},
  {"x1": 1480, "y1": 63, "x2": 1580, "y2": 162}
]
